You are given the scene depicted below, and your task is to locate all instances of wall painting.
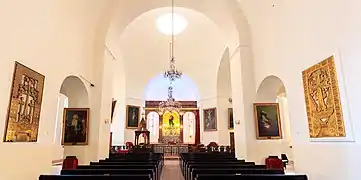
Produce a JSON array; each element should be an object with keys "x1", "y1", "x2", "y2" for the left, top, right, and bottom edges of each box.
[
  {"x1": 126, "y1": 105, "x2": 140, "y2": 128},
  {"x1": 253, "y1": 103, "x2": 282, "y2": 140},
  {"x1": 62, "y1": 108, "x2": 89, "y2": 145},
  {"x1": 203, "y1": 108, "x2": 217, "y2": 131}
]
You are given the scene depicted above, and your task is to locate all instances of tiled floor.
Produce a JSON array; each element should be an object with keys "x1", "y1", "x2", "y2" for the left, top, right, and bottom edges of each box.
[{"x1": 161, "y1": 160, "x2": 184, "y2": 180}]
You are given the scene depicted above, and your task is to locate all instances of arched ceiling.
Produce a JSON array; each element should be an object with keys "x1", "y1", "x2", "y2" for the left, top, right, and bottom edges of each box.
[
  {"x1": 105, "y1": 0, "x2": 251, "y2": 100},
  {"x1": 120, "y1": 7, "x2": 226, "y2": 99}
]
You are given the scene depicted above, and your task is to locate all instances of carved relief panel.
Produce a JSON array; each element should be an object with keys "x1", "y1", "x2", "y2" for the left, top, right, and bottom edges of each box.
[
  {"x1": 302, "y1": 56, "x2": 345, "y2": 138},
  {"x1": 3, "y1": 62, "x2": 45, "y2": 142}
]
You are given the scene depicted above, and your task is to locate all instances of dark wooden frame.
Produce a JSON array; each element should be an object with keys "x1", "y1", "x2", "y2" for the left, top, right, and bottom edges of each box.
[
  {"x1": 253, "y1": 103, "x2": 282, "y2": 140},
  {"x1": 126, "y1": 105, "x2": 140, "y2": 129},
  {"x1": 203, "y1": 108, "x2": 217, "y2": 131},
  {"x1": 61, "y1": 108, "x2": 90, "y2": 145},
  {"x1": 228, "y1": 108, "x2": 234, "y2": 130}
]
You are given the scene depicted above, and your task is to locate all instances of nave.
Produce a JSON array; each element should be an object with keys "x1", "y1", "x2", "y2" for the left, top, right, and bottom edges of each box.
[{"x1": 45, "y1": 149, "x2": 305, "y2": 180}]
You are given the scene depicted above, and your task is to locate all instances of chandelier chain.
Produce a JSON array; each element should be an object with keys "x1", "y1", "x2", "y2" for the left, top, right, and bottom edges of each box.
[{"x1": 158, "y1": 0, "x2": 184, "y2": 115}]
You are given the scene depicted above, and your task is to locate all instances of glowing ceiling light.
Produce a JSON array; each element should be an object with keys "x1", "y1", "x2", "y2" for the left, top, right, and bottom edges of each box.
[{"x1": 156, "y1": 13, "x2": 188, "y2": 35}]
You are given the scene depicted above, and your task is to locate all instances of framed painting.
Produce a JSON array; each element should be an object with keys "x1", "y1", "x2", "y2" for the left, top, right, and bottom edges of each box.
[
  {"x1": 228, "y1": 108, "x2": 234, "y2": 130},
  {"x1": 126, "y1": 105, "x2": 140, "y2": 129},
  {"x1": 62, "y1": 108, "x2": 89, "y2": 145},
  {"x1": 203, "y1": 108, "x2": 217, "y2": 131},
  {"x1": 110, "y1": 99, "x2": 117, "y2": 123},
  {"x1": 253, "y1": 103, "x2": 282, "y2": 140},
  {"x1": 3, "y1": 62, "x2": 45, "y2": 142}
]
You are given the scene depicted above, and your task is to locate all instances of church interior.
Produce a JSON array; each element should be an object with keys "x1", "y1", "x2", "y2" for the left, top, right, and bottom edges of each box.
[{"x1": 0, "y1": 0, "x2": 360, "y2": 180}]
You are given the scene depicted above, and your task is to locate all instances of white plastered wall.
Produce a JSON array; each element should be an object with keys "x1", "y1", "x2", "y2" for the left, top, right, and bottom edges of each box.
[
  {"x1": 239, "y1": 0, "x2": 361, "y2": 179},
  {"x1": 0, "y1": 1, "x2": 115, "y2": 179}
]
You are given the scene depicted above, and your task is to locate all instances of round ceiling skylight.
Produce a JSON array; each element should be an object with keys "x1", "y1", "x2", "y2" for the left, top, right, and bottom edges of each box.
[{"x1": 156, "y1": 13, "x2": 188, "y2": 35}]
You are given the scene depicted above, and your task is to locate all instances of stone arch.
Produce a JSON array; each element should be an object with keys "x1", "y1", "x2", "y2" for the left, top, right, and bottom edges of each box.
[
  {"x1": 143, "y1": 73, "x2": 200, "y2": 101},
  {"x1": 253, "y1": 75, "x2": 294, "y2": 166},
  {"x1": 216, "y1": 48, "x2": 233, "y2": 145},
  {"x1": 60, "y1": 75, "x2": 89, "y2": 107},
  {"x1": 217, "y1": 48, "x2": 232, "y2": 98},
  {"x1": 105, "y1": 0, "x2": 250, "y2": 53},
  {"x1": 103, "y1": 0, "x2": 254, "y2": 158},
  {"x1": 256, "y1": 75, "x2": 287, "y2": 102}
]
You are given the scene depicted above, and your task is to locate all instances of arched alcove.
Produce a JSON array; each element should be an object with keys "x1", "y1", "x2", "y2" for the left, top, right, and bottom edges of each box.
[
  {"x1": 147, "y1": 111, "x2": 160, "y2": 143},
  {"x1": 254, "y1": 75, "x2": 294, "y2": 170},
  {"x1": 143, "y1": 73, "x2": 200, "y2": 101},
  {"x1": 256, "y1": 75, "x2": 287, "y2": 102},
  {"x1": 183, "y1": 112, "x2": 196, "y2": 144},
  {"x1": 54, "y1": 75, "x2": 89, "y2": 164}
]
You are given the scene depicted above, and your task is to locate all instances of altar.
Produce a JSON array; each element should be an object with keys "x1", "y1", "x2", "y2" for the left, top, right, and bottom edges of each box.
[{"x1": 145, "y1": 100, "x2": 201, "y2": 144}]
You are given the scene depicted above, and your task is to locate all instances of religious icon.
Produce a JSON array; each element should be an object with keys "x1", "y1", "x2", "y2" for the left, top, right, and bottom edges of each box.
[
  {"x1": 126, "y1": 105, "x2": 140, "y2": 128},
  {"x1": 253, "y1": 103, "x2": 282, "y2": 139},
  {"x1": 203, "y1": 108, "x2": 217, "y2": 131},
  {"x1": 302, "y1": 56, "x2": 346, "y2": 138},
  {"x1": 169, "y1": 115, "x2": 175, "y2": 127},
  {"x1": 228, "y1": 108, "x2": 234, "y2": 130},
  {"x1": 3, "y1": 62, "x2": 45, "y2": 142},
  {"x1": 62, "y1": 108, "x2": 89, "y2": 145}
]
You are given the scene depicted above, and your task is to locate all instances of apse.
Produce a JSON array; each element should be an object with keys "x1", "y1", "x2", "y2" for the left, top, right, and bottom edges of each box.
[{"x1": 143, "y1": 73, "x2": 200, "y2": 101}]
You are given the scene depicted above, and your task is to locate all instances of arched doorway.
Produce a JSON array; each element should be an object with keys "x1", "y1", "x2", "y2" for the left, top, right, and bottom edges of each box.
[{"x1": 54, "y1": 75, "x2": 89, "y2": 164}]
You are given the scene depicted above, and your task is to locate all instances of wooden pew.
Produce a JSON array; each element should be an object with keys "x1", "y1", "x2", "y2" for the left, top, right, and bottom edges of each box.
[
  {"x1": 61, "y1": 169, "x2": 155, "y2": 180},
  {"x1": 195, "y1": 174, "x2": 308, "y2": 180},
  {"x1": 191, "y1": 168, "x2": 284, "y2": 180},
  {"x1": 39, "y1": 174, "x2": 152, "y2": 180},
  {"x1": 77, "y1": 165, "x2": 158, "y2": 180},
  {"x1": 186, "y1": 164, "x2": 265, "y2": 180}
]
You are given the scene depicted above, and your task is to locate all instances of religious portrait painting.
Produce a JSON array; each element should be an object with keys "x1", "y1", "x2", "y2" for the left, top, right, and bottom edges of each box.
[
  {"x1": 253, "y1": 103, "x2": 282, "y2": 140},
  {"x1": 3, "y1": 62, "x2": 45, "y2": 142},
  {"x1": 126, "y1": 105, "x2": 140, "y2": 129},
  {"x1": 228, "y1": 108, "x2": 234, "y2": 130},
  {"x1": 62, "y1": 108, "x2": 89, "y2": 145},
  {"x1": 203, "y1": 108, "x2": 217, "y2": 131},
  {"x1": 302, "y1": 55, "x2": 346, "y2": 138}
]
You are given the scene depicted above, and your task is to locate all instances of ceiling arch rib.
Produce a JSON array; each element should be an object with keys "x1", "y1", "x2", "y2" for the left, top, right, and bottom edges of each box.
[{"x1": 105, "y1": 0, "x2": 250, "y2": 54}]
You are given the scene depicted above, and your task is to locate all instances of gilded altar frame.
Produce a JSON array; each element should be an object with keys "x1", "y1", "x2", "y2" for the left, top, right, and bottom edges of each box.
[
  {"x1": 302, "y1": 55, "x2": 346, "y2": 138},
  {"x1": 3, "y1": 62, "x2": 45, "y2": 142}
]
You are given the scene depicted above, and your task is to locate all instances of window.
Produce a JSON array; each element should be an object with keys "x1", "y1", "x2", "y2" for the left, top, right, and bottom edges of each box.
[{"x1": 147, "y1": 112, "x2": 159, "y2": 140}]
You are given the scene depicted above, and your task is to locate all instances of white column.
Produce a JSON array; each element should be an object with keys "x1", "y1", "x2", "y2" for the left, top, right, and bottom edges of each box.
[{"x1": 230, "y1": 50, "x2": 248, "y2": 159}]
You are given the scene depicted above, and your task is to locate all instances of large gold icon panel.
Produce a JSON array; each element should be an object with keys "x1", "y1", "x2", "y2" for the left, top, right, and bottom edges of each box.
[
  {"x1": 162, "y1": 111, "x2": 180, "y2": 137},
  {"x1": 302, "y1": 56, "x2": 345, "y2": 138}
]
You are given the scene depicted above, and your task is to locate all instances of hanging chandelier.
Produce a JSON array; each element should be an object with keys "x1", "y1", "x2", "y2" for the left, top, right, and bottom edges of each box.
[{"x1": 158, "y1": 0, "x2": 184, "y2": 116}]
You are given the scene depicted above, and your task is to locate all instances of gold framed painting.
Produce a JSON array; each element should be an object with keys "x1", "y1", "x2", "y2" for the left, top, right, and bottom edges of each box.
[
  {"x1": 203, "y1": 108, "x2": 217, "y2": 131},
  {"x1": 302, "y1": 55, "x2": 346, "y2": 138},
  {"x1": 62, "y1": 108, "x2": 89, "y2": 145},
  {"x1": 126, "y1": 105, "x2": 140, "y2": 129},
  {"x1": 253, "y1": 103, "x2": 282, "y2": 140},
  {"x1": 3, "y1": 62, "x2": 45, "y2": 142},
  {"x1": 228, "y1": 108, "x2": 234, "y2": 130}
]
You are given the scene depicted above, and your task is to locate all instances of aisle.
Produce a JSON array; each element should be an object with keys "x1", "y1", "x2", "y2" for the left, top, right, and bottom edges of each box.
[{"x1": 161, "y1": 160, "x2": 184, "y2": 180}]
